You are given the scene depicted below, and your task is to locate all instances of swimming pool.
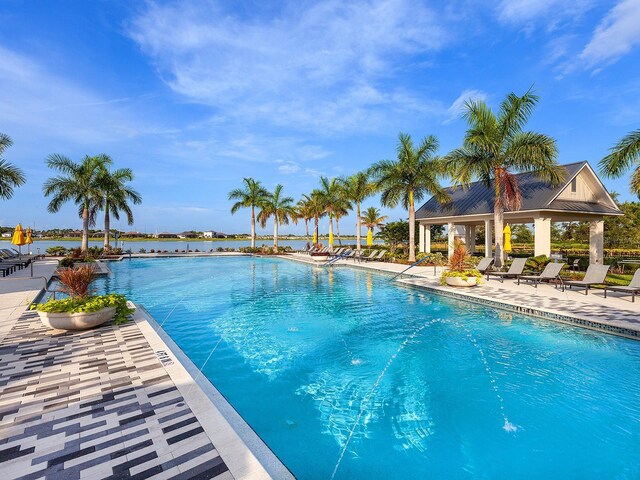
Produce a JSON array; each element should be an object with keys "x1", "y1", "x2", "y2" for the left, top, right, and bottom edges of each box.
[{"x1": 93, "y1": 256, "x2": 640, "y2": 479}]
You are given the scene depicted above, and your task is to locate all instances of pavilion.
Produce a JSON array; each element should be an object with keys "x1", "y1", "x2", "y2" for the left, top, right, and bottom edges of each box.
[{"x1": 415, "y1": 162, "x2": 622, "y2": 264}]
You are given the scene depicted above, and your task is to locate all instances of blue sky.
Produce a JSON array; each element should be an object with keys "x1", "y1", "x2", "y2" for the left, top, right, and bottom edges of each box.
[{"x1": 1, "y1": 0, "x2": 639, "y2": 234}]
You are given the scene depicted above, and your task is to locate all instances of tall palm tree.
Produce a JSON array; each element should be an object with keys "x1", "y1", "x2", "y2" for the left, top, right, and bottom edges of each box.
[
  {"x1": 342, "y1": 172, "x2": 377, "y2": 250},
  {"x1": 94, "y1": 163, "x2": 142, "y2": 249},
  {"x1": 445, "y1": 89, "x2": 562, "y2": 267},
  {"x1": 296, "y1": 197, "x2": 313, "y2": 240},
  {"x1": 370, "y1": 133, "x2": 449, "y2": 262},
  {"x1": 43, "y1": 154, "x2": 111, "y2": 253},
  {"x1": 0, "y1": 133, "x2": 26, "y2": 200},
  {"x1": 599, "y1": 129, "x2": 640, "y2": 197},
  {"x1": 361, "y1": 207, "x2": 387, "y2": 244},
  {"x1": 301, "y1": 191, "x2": 326, "y2": 244},
  {"x1": 228, "y1": 178, "x2": 269, "y2": 249},
  {"x1": 318, "y1": 176, "x2": 346, "y2": 247},
  {"x1": 257, "y1": 184, "x2": 296, "y2": 248}
]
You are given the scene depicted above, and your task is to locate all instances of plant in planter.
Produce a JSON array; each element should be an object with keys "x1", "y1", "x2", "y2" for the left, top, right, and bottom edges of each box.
[
  {"x1": 32, "y1": 265, "x2": 133, "y2": 330},
  {"x1": 441, "y1": 241, "x2": 482, "y2": 287}
]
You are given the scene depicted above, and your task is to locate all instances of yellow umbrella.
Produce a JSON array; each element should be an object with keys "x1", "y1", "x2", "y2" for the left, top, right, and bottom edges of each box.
[
  {"x1": 328, "y1": 231, "x2": 334, "y2": 247},
  {"x1": 11, "y1": 224, "x2": 26, "y2": 256},
  {"x1": 25, "y1": 227, "x2": 33, "y2": 254},
  {"x1": 312, "y1": 231, "x2": 317, "y2": 244},
  {"x1": 503, "y1": 225, "x2": 512, "y2": 253},
  {"x1": 366, "y1": 229, "x2": 373, "y2": 247}
]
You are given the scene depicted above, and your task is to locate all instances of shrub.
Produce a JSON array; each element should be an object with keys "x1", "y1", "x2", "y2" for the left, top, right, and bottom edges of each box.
[
  {"x1": 57, "y1": 265, "x2": 96, "y2": 299},
  {"x1": 33, "y1": 293, "x2": 133, "y2": 325},
  {"x1": 217, "y1": 247, "x2": 224, "y2": 252},
  {"x1": 58, "y1": 257, "x2": 75, "y2": 268},
  {"x1": 139, "y1": 248, "x2": 146, "y2": 253},
  {"x1": 149, "y1": 249, "x2": 155, "y2": 253},
  {"x1": 46, "y1": 246, "x2": 67, "y2": 256},
  {"x1": 441, "y1": 241, "x2": 482, "y2": 285}
]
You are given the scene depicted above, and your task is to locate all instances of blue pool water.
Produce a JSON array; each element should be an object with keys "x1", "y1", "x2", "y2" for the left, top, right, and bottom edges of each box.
[{"x1": 91, "y1": 257, "x2": 640, "y2": 479}]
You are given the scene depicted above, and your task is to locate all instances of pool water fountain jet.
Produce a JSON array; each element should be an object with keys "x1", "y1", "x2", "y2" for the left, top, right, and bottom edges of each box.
[
  {"x1": 456, "y1": 321, "x2": 519, "y2": 434},
  {"x1": 184, "y1": 336, "x2": 224, "y2": 398},
  {"x1": 330, "y1": 320, "x2": 438, "y2": 480}
]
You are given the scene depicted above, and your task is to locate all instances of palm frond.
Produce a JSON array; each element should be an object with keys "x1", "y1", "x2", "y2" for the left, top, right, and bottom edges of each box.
[{"x1": 599, "y1": 129, "x2": 640, "y2": 179}]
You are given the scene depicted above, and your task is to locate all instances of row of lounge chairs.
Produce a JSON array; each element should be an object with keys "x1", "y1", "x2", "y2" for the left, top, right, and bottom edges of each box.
[
  {"x1": 480, "y1": 256, "x2": 640, "y2": 302},
  {"x1": 0, "y1": 249, "x2": 36, "y2": 277},
  {"x1": 300, "y1": 245, "x2": 387, "y2": 263}
]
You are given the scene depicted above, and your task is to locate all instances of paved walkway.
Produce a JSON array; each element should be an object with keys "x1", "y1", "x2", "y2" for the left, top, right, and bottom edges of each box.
[
  {"x1": 0, "y1": 259, "x2": 278, "y2": 480},
  {"x1": 286, "y1": 253, "x2": 640, "y2": 338}
]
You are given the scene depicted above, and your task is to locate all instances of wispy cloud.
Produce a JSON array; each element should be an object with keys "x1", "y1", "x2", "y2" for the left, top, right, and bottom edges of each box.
[
  {"x1": 579, "y1": 0, "x2": 640, "y2": 70},
  {"x1": 444, "y1": 89, "x2": 488, "y2": 124},
  {"x1": 127, "y1": 0, "x2": 449, "y2": 134},
  {"x1": 496, "y1": 0, "x2": 593, "y2": 29}
]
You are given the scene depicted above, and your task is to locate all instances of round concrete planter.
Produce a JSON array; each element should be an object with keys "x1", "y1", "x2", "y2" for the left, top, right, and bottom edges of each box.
[
  {"x1": 38, "y1": 306, "x2": 116, "y2": 331},
  {"x1": 444, "y1": 276, "x2": 477, "y2": 287}
]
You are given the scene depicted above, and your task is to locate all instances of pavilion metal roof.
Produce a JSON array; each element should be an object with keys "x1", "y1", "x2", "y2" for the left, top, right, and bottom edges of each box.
[{"x1": 416, "y1": 162, "x2": 621, "y2": 219}]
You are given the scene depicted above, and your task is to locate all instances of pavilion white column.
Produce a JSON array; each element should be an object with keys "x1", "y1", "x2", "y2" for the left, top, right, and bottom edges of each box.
[
  {"x1": 448, "y1": 222, "x2": 456, "y2": 258},
  {"x1": 589, "y1": 220, "x2": 604, "y2": 264},
  {"x1": 534, "y1": 217, "x2": 551, "y2": 257},
  {"x1": 467, "y1": 225, "x2": 476, "y2": 254},
  {"x1": 484, "y1": 220, "x2": 492, "y2": 257},
  {"x1": 419, "y1": 223, "x2": 431, "y2": 253}
]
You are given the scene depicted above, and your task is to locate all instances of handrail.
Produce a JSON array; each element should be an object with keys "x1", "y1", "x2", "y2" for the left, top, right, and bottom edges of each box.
[
  {"x1": 389, "y1": 256, "x2": 431, "y2": 281},
  {"x1": 322, "y1": 250, "x2": 353, "y2": 267},
  {"x1": 0, "y1": 275, "x2": 64, "y2": 300}
]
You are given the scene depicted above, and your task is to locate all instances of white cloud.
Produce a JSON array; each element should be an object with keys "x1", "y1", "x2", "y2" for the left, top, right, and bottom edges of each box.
[
  {"x1": 276, "y1": 160, "x2": 301, "y2": 174},
  {"x1": 444, "y1": 89, "x2": 488, "y2": 124},
  {"x1": 497, "y1": 0, "x2": 593, "y2": 27},
  {"x1": 127, "y1": 0, "x2": 448, "y2": 134},
  {"x1": 579, "y1": 0, "x2": 640, "y2": 69}
]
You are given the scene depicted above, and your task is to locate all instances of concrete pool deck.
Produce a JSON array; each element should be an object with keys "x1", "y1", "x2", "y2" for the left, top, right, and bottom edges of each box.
[
  {"x1": 0, "y1": 258, "x2": 289, "y2": 479},
  {"x1": 285, "y1": 253, "x2": 640, "y2": 339}
]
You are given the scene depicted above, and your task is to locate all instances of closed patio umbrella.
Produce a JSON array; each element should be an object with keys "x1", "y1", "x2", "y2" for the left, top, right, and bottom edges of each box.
[
  {"x1": 367, "y1": 229, "x2": 373, "y2": 247},
  {"x1": 503, "y1": 225, "x2": 512, "y2": 253},
  {"x1": 25, "y1": 227, "x2": 33, "y2": 253},
  {"x1": 11, "y1": 224, "x2": 26, "y2": 257},
  {"x1": 312, "y1": 231, "x2": 317, "y2": 244},
  {"x1": 328, "y1": 231, "x2": 334, "y2": 247}
]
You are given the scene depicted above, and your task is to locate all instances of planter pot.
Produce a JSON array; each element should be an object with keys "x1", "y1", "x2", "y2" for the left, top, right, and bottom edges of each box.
[
  {"x1": 445, "y1": 276, "x2": 477, "y2": 287},
  {"x1": 37, "y1": 306, "x2": 116, "y2": 331},
  {"x1": 312, "y1": 255, "x2": 329, "y2": 262}
]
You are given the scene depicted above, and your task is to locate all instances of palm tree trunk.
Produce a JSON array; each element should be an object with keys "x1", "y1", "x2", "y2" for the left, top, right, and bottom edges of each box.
[
  {"x1": 356, "y1": 203, "x2": 361, "y2": 251},
  {"x1": 251, "y1": 206, "x2": 256, "y2": 249},
  {"x1": 103, "y1": 205, "x2": 110, "y2": 250},
  {"x1": 408, "y1": 191, "x2": 416, "y2": 262},
  {"x1": 336, "y1": 217, "x2": 342, "y2": 246},
  {"x1": 314, "y1": 217, "x2": 319, "y2": 245},
  {"x1": 494, "y1": 178, "x2": 504, "y2": 268},
  {"x1": 273, "y1": 214, "x2": 278, "y2": 248},
  {"x1": 81, "y1": 203, "x2": 89, "y2": 254},
  {"x1": 328, "y1": 215, "x2": 334, "y2": 248},
  {"x1": 305, "y1": 219, "x2": 309, "y2": 239}
]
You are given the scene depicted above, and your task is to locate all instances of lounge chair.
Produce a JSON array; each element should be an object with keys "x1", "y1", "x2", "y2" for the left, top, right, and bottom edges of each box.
[
  {"x1": 518, "y1": 262, "x2": 565, "y2": 288},
  {"x1": 329, "y1": 248, "x2": 346, "y2": 257},
  {"x1": 476, "y1": 257, "x2": 494, "y2": 274},
  {"x1": 562, "y1": 264, "x2": 610, "y2": 295},
  {"x1": 359, "y1": 250, "x2": 378, "y2": 261},
  {"x1": 485, "y1": 257, "x2": 527, "y2": 283},
  {"x1": 361, "y1": 250, "x2": 386, "y2": 262},
  {"x1": 603, "y1": 269, "x2": 640, "y2": 302},
  {"x1": 1, "y1": 263, "x2": 16, "y2": 277}
]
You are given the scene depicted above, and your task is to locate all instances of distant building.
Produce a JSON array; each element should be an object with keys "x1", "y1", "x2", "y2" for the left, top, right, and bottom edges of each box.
[
  {"x1": 123, "y1": 231, "x2": 145, "y2": 238},
  {"x1": 203, "y1": 230, "x2": 227, "y2": 238},
  {"x1": 177, "y1": 231, "x2": 198, "y2": 239},
  {"x1": 1, "y1": 232, "x2": 11, "y2": 238},
  {"x1": 155, "y1": 232, "x2": 177, "y2": 238}
]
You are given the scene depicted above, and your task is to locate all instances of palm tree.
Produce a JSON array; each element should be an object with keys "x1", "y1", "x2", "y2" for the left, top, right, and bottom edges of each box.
[
  {"x1": 296, "y1": 197, "x2": 313, "y2": 240},
  {"x1": 0, "y1": 133, "x2": 26, "y2": 200},
  {"x1": 43, "y1": 154, "x2": 111, "y2": 253},
  {"x1": 361, "y1": 207, "x2": 387, "y2": 245},
  {"x1": 445, "y1": 89, "x2": 562, "y2": 267},
  {"x1": 228, "y1": 178, "x2": 269, "y2": 249},
  {"x1": 301, "y1": 191, "x2": 326, "y2": 244},
  {"x1": 94, "y1": 163, "x2": 142, "y2": 249},
  {"x1": 318, "y1": 176, "x2": 347, "y2": 247},
  {"x1": 257, "y1": 184, "x2": 296, "y2": 248},
  {"x1": 342, "y1": 172, "x2": 377, "y2": 250},
  {"x1": 599, "y1": 129, "x2": 640, "y2": 197},
  {"x1": 370, "y1": 133, "x2": 449, "y2": 262}
]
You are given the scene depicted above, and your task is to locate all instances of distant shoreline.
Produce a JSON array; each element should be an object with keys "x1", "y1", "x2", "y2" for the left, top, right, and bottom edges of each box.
[{"x1": 27, "y1": 236, "x2": 359, "y2": 242}]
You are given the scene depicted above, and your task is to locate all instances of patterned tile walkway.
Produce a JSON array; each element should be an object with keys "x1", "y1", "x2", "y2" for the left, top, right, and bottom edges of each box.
[{"x1": 0, "y1": 310, "x2": 233, "y2": 480}]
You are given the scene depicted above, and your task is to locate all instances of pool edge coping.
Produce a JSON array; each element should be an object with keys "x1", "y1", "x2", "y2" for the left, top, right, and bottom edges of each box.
[{"x1": 132, "y1": 303, "x2": 295, "y2": 480}]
